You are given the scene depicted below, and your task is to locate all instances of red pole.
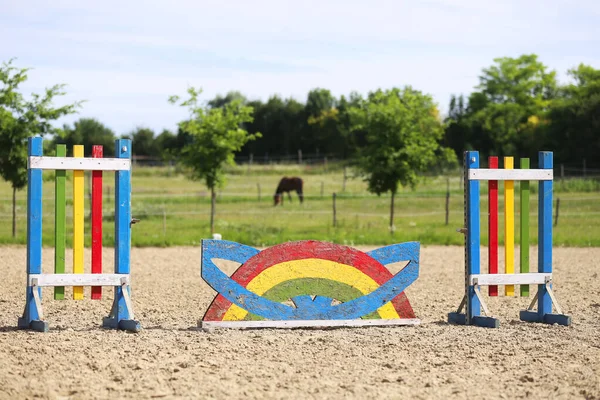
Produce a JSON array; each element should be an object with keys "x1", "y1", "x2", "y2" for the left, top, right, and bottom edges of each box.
[
  {"x1": 488, "y1": 156, "x2": 498, "y2": 296},
  {"x1": 91, "y1": 146, "x2": 103, "y2": 300}
]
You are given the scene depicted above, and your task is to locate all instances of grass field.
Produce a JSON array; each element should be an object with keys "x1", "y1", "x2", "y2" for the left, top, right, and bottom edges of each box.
[{"x1": 0, "y1": 163, "x2": 599, "y2": 247}]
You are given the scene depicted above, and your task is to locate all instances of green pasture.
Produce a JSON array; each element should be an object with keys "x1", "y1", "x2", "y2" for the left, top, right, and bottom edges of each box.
[{"x1": 0, "y1": 163, "x2": 599, "y2": 247}]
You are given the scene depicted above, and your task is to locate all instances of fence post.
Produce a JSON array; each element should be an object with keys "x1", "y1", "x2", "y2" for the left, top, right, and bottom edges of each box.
[
  {"x1": 333, "y1": 193, "x2": 337, "y2": 227},
  {"x1": 257, "y1": 183, "x2": 261, "y2": 202},
  {"x1": 298, "y1": 149, "x2": 302, "y2": 165},
  {"x1": 445, "y1": 177, "x2": 450, "y2": 226},
  {"x1": 560, "y1": 164, "x2": 564, "y2": 180},
  {"x1": 554, "y1": 197, "x2": 560, "y2": 227},
  {"x1": 342, "y1": 166, "x2": 347, "y2": 192}
]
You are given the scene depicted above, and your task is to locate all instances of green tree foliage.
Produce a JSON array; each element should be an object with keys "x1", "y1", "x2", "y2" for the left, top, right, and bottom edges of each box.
[
  {"x1": 0, "y1": 59, "x2": 81, "y2": 237},
  {"x1": 349, "y1": 87, "x2": 456, "y2": 231},
  {"x1": 545, "y1": 64, "x2": 600, "y2": 165},
  {"x1": 445, "y1": 54, "x2": 558, "y2": 160},
  {"x1": 52, "y1": 118, "x2": 116, "y2": 156},
  {"x1": 207, "y1": 91, "x2": 248, "y2": 109},
  {"x1": 130, "y1": 127, "x2": 159, "y2": 157},
  {"x1": 169, "y1": 87, "x2": 260, "y2": 233},
  {"x1": 154, "y1": 129, "x2": 179, "y2": 160}
]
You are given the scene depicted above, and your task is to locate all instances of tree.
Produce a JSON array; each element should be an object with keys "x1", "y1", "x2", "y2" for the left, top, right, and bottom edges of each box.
[
  {"x1": 169, "y1": 87, "x2": 260, "y2": 234},
  {"x1": 154, "y1": 129, "x2": 178, "y2": 161},
  {"x1": 349, "y1": 87, "x2": 455, "y2": 231},
  {"x1": 52, "y1": 118, "x2": 116, "y2": 156},
  {"x1": 130, "y1": 127, "x2": 159, "y2": 158},
  {"x1": 0, "y1": 59, "x2": 81, "y2": 237},
  {"x1": 208, "y1": 91, "x2": 248, "y2": 109},
  {"x1": 468, "y1": 54, "x2": 557, "y2": 158},
  {"x1": 546, "y1": 64, "x2": 600, "y2": 166}
]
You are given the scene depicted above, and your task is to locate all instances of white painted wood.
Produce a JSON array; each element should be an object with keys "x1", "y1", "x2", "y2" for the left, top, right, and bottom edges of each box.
[
  {"x1": 29, "y1": 156, "x2": 131, "y2": 171},
  {"x1": 29, "y1": 274, "x2": 130, "y2": 287},
  {"x1": 469, "y1": 273, "x2": 552, "y2": 286},
  {"x1": 468, "y1": 169, "x2": 553, "y2": 181},
  {"x1": 200, "y1": 318, "x2": 421, "y2": 330},
  {"x1": 546, "y1": 284, "x2": 563, "y2": 315}
]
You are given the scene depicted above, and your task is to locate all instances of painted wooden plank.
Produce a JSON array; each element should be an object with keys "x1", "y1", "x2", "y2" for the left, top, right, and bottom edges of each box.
[
  {"x1": 73, "y1": 145, "x2": 84, "y2": 300},
  {"x1": 20, "y1": 137, "x2": 44, "y2": 327},
  {"x1": 469, "y1": 273, "x2": 552, "y2": 286},
  {"x1": 538, "y1": 152, "x2": 553, "y2": 318},
  {"x1": 520, "y1": 158, "x2": 530, "y2": 297},
  {"x1": 465, "y1": 151, "x2": 481, "y2": 324},
  {"x1": 201, "y1": 318, "x2": 421, "y2": 330},
  {"x1": 114, "y1": 140, "x2": 133, "y2": 321},
  {"x1": 29, "y1": 273, "x2": 129, "y2": 287},
  {"x1": 54, "y1": 145, "x2": 66, "y2": 300},
  {"x1": 28, "y1": 156, "x2": 130, "y2": 171},
  {"x1": 468, "y1": 169, "x2": 553, "y2": 181},
  {"x1": 201, "y1": 240, "x2": 419, "y2": 322},
  {"x1": 91, "y1": 146, "x2": 103, "y2": 300},
  {"x1": 488, "y1": 156, "x2": 498, "y2": 297},
  {"x1": 504, "y1": 157, "x2": 515, "y2": 296}
]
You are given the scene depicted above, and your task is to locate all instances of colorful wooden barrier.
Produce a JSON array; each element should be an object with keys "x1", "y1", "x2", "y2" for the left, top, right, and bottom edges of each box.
[
  {"x1": 18, "y1": 137, "x2": 140, "y2": 332},
  {"x1": 200, "y1": 240, "x2": 420, "y2": 329},
  {"x1": 448, "y1": 151, "x2": 572, "y2": 328}
]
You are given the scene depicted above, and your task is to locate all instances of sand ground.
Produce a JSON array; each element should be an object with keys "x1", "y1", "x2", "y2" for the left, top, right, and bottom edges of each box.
[{"x1": 0, "y1": 245, "x2": 599, "y2": 400}]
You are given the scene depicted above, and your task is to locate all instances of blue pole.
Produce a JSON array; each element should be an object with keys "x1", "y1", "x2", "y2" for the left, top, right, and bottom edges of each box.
[
  {"x1": 465, "y1": 151, "x2": 480, "y2": 324},
  {"x1": 19, "y1": 137, "x2": 44, "y2": 330}
]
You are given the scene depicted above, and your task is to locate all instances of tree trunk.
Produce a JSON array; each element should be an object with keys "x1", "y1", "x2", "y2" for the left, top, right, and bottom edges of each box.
[
  {"x1": 390, "y1": 191, "x2": 395, "y2": 234},
  {"x1": 210, "y1": 187, "x2": 216, "y2": 235},
  {"x1": 12, "y1": 187, "x2": 16, "y2": 238}
]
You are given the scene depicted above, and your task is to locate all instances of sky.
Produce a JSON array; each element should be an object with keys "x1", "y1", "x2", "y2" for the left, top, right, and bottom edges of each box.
[{"x1": 2, "y1": 0, "x2": 599, "y2": 135}]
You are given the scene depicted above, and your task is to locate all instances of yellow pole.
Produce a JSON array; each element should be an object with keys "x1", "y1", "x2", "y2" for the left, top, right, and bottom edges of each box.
[
  {"x1": 504, "y1": 157, "x2": 515, "y2": 296},
  {"x1": 73, "y1": 145, "x2": 84, "y2": 300}
]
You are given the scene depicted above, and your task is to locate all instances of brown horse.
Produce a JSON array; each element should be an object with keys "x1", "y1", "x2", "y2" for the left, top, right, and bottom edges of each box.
[{"x1": 274, "y1": 177, "x2": 304, "y2": 206}]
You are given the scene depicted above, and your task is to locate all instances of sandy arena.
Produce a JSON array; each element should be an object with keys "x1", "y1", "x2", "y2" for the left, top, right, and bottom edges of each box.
[{"x1": 0, "y1": 245, "x2": 599, "y2": 399}]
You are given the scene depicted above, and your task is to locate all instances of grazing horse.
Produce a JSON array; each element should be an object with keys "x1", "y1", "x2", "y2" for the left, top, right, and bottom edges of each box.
[{"x1": 274, "y1": 177, "x2": 304, "y2": 206}]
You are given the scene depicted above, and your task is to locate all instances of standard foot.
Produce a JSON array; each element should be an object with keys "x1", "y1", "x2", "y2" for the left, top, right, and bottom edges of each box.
[
  {"x1": 447, "y1": 312, "x2": 466, "y2": 325},
  {"x1": 448, "y1": 313, "x2": 500, "y2": 328},
  {"x1": 18, "y1": 317, "x2": 49, "y2": 332},
  {"x1": 519, "y1": 310, "x2": 572, "y2": 326},
  {"x1": 102, "y1": 316, "x2": 141, "y2": 332}
]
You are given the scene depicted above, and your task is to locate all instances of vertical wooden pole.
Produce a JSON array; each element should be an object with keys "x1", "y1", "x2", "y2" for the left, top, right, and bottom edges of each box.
[
  {"x1": 91, "y1": 146, "x2": 103, "y2": 300},
  {"x1": 538, "y1": 152, "x2": 553, "y2": 319},
  {"x1": 257, "y1": 183, "x2": 261, "y2": 202},
  {"x1": 488, "y1": 156, "x2": 498, "y2": 296},
  {"x1": 445, "y1": 177, "x2": 450, "y2": 226},
  {"x1": 332, "y1": 193, "x2": 337, "y2": 227},
  {"x1": 520, "y1": 158, "x2": 530, "y2": 297},
  {"x1": 554, "y1": 198, "x2": 560, "y2": 227},
  {"x1": 54, "y1": 145, "x2": 66, "y2": 300},
  {"x1": 504, "y1": 157, "x2": 515, "y2": 297},
  {"x1": 73, "y1": 145, "x2": 85, "y2": 300},
  {"x1": 114, "y1": 139, "x2": 133, "y2": 324},
  {"x1": 21, "y1": 137, "x2": 44, "y2": 327},
  {"x1": 465, "y1": 152, "x2": 480, "y2": 323},
  {"x1": 342, "y1": 166, "x2": 347, "y2": 192}
]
